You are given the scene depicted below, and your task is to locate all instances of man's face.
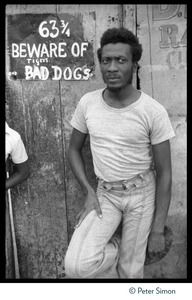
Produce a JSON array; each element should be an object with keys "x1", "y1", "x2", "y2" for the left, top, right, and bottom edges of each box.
[{"x1": 100, "y1": 42, "x2": 136, "y2": 91}]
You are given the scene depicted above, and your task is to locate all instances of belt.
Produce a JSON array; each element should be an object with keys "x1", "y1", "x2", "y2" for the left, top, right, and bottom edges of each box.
[{"x1": 98, "y1": 168, "x2": 152, "y2": 191}]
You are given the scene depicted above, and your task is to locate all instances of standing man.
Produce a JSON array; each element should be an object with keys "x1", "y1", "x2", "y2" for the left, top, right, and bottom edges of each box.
[{"x1": 65, "y1": 27, "x2": 175, "y2": 278}]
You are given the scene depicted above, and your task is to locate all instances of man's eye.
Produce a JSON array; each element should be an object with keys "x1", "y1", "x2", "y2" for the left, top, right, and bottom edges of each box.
[
  {"x1": 118, "y1": 58, "x2": 125, "y2": 63},
  {"x1": 102, "y1": 59, "x2": 109, "y2": 64}
]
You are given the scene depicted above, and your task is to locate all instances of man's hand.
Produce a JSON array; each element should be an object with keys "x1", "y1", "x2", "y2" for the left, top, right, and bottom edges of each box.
[
  {"x1": 147, "y1": 232, "x2": 165, "y2": 259},
  {"x1": 75, "y1": 189, "x2": 102, "y2": 228}
]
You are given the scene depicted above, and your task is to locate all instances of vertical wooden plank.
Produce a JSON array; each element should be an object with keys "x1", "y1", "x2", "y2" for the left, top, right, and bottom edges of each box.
[
  {"x1": 122, "y1": 5, "x2": 137, "y2": 87},
  {"x1": 6, "y1": 79, "x2": 30, "y2": 278},
  {"x1": 22, "y1": 80, "x2": 69, "y2": 278},
  {"x1": 6, "y1": 79, "x2": 69, "y2": 278},
  {"x1": 5, "y1": 195, "x2": 15, "y2": 278},
  {"x1": 135, "y1": 5, "x2": 153, "y2": 97},
  {"x1": 6, "y1": 4, "x2": 70, "y2": 278},
  {"x1": 122, "y1": 5, "x2": 136, "y2": 33},
  {"x1": 6, "y1": 4, "x2": 57, "y2": 14},
  {"x1": 136, "y1": 4, "x2": 187, "y2": 278}
]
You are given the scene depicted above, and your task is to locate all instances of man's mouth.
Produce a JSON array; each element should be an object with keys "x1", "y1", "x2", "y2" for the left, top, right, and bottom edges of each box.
[{"x1": 107, "y1": 77, "x2": 120, "y2": 81}]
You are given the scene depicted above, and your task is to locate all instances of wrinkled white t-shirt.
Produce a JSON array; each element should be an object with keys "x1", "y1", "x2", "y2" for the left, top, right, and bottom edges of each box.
[
  {"x1": 6, "y1": 122, "x2": 28, "y2": 163},
  {"x1": 71, "y1": 88, "x2": 175, "y2": 181}
]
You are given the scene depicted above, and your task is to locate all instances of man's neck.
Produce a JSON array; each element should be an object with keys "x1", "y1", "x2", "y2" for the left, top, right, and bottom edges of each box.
[{"x1": 103, "y1": 85, "x2": 140, "y2": 108}]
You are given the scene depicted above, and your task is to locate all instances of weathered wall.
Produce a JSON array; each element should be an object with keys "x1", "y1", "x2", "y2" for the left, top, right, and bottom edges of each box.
[
  {"x1": 136, "y1": 4, "x2": 187, "y2": 278},
  {"x1": 5, "y1": 4, "x2": 186, "y2": 279}
]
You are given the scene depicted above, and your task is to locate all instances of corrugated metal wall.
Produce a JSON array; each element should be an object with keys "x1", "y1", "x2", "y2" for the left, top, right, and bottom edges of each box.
[{"x1": 5, "y1": 4, "x2": 186, "y2": 279}]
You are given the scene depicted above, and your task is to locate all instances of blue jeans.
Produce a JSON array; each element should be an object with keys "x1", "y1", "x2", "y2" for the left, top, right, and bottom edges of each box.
[{"x1": 65, "y1": 169, "x2": 156, "y2": 278}]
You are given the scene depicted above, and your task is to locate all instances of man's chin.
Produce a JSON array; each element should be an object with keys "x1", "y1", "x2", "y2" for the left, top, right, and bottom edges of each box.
[
  {"x1": 106, "y1": 80, "x2": 133, "y2": 92},
  {"x1": 106, "y1": 84, "x2": 122, "y2": 92}
]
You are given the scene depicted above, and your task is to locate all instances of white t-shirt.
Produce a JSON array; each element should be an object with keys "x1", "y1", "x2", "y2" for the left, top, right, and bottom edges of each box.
[
  {"x1": 71, "y1": 88, "x2": 175, "y2": 181},
  {"x1": 6, "y1": 122, "x2": 28, "y2": 163}
]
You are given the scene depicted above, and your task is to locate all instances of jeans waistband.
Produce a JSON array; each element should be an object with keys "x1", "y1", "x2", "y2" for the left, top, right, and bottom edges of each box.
[{"x1": 98, "y1": 168, "x2": 153, "y2": 191}]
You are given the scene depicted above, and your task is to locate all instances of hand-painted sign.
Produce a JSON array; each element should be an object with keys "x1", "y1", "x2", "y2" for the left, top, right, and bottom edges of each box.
[
  {"x1": 152, "y1": 4, "x2": 186, "y2": 70},
  {"x1": 152, "y1": 4, "x2": 186, "y2": 49},
  {"x1": 7, "y1": 14, "x2": 95, "y2": 80}
]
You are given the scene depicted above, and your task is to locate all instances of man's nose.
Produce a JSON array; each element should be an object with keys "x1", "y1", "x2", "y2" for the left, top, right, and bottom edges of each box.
[{"x1": 108, "y1": 60, "x2": 118, "y2": 71}]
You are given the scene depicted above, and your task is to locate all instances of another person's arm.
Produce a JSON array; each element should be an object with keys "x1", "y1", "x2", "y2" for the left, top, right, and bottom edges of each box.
[
  {"x1": 69, "y1": 128, "x2": 102, "y2": 227},
  {"x1": 6, "y1": 160, "x2": 30, "y2": 190},
  {"x1": 148, "y1": 139, "x2": 172, "y2": 256}
]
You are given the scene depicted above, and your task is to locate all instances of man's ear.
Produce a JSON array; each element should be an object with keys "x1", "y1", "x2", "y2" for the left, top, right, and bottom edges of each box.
[{"x1": 133, "y1": 62, "x2": 138, "y2": 73}]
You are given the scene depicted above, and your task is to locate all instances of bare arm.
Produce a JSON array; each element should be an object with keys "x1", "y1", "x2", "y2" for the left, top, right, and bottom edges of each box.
[
  {"x1": 148, "y1": 140, "x2": 172, "y2": 255},
  {"x1": 69, "y1": 128, "x2": 102, "y2": 227},
  {"x1": 6, "y1": 160, "x2": 30, "y2": 190}
]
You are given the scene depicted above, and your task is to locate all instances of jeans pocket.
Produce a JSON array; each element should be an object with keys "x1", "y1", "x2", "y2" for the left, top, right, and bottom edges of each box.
[{"x1": 96, "y1": 188, "x2": 105, "y2": 207}]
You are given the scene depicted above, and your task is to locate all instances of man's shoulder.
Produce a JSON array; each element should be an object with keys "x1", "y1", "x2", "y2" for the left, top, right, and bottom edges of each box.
[
  {"x1": 6, "y1": 124, "x2": 21, "y2": 147},
  {"x1": 140, "y1": 91, "x2": 167, "y2": 113},
  {"x1": 80, "y1": 88, "x2": 104, "y2": 106},
  {"x1": 10, "y1": 128, "x2": 21, "y2": 141},
  {"x1": 6, "y1": 123, "x2": 20, "y2": 139}
]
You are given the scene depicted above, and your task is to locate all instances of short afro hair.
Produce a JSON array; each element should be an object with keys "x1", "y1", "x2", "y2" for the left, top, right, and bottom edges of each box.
[{"x1": 97, "y1": 27, "x2": 142, "y2": 63}]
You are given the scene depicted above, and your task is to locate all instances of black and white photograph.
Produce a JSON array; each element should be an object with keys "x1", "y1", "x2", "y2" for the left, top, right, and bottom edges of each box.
[{"x1": 4, "y1": 3, "x2": 187, "y2": 295}]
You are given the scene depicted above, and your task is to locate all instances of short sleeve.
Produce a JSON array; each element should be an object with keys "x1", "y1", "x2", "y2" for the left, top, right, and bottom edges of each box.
[
  {"x1": 70, "y1": 99, "x2": 88, "y2": 134},
  {"x1": 150, "y1": 108, "x2": 175, "y2": 145},
  {"x1": 11, "y1": 134, "x2": 28, "y2": 164}
]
